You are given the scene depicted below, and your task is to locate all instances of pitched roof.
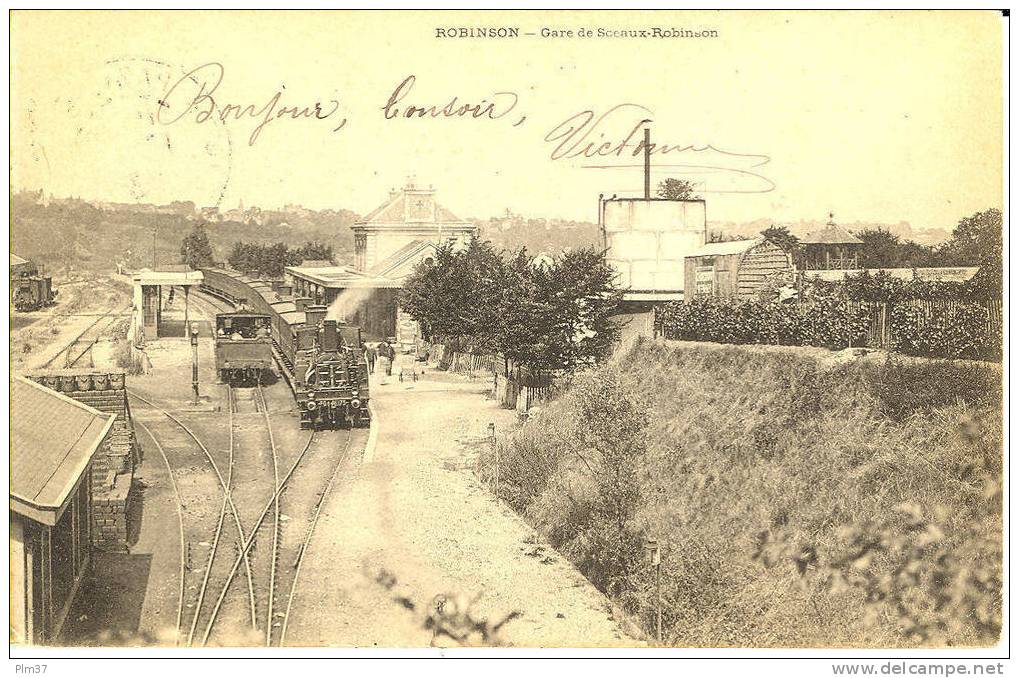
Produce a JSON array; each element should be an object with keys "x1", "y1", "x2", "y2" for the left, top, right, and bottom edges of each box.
[
  {"x1": 10, "y1": 376, "x2": 115, "y2": 522},
  {"x1": 802, "y1": 223, "x2": 864, "y2": 245},
  {"x1": 368, "y1": 240, "x2": 436, "y2": 277},
  {"x1": 688, "y1": 238, "x2": 763, "y2": 258},
  {"x1": 357, "y1": 187, "x2": 470, "y2": 225},
  {"x1": 10, "y1": 253, "x2": 29, "y2": 267}
]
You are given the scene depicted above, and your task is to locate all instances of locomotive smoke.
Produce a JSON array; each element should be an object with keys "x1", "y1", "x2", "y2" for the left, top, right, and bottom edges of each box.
[{"x1": 326, "y1": 287, "x2": 374, "y2": 323}]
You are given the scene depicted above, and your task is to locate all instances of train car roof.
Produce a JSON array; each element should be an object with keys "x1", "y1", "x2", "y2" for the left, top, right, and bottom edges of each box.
[
  {"x1": 279, "y1": 311, "x2": 306, "y2": 326},
  {"x1": 271, "y1": 301, "x2": 297, "y2": 313},
  {"x1": 216, "y1": 311, "x2": 270, "y2": 319}
]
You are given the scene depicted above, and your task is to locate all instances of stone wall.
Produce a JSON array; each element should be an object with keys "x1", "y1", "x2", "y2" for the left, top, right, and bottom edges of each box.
[{"x1": 27, "y1": 370, "x2": 137, "y2": 552}]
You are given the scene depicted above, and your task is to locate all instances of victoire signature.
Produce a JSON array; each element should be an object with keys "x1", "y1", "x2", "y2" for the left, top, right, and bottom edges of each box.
[
  {"x1": 543, "y1": 104, "x2": 775, "y2": 193},
  {"x1": 156, "y1": 62, "x2": 347, "y2": 146}
]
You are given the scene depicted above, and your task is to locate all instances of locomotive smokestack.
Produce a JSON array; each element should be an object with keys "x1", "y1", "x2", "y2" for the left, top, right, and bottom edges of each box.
[
  {"x1": 276, "y1": 284, "x2": 293, "y2": 297},
  {"x1": 295, "y1": 297, "x2": 311, "y2": 312},
  {"x1": 305, "y1": 304, "x2": 327, "y2": 327},
  {"x1": 322, "y1": 319, "x2": 340, "y2": 352}
]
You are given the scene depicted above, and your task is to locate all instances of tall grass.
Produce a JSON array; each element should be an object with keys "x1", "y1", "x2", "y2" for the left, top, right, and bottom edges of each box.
[{"x1": 489, "y1": 339, "x2": 1002, "y2": 646}]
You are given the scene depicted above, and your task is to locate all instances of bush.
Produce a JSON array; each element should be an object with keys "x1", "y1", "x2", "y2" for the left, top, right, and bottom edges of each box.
[{"x1": 113, "y1": 340, "x2": 144, "y2": 375}]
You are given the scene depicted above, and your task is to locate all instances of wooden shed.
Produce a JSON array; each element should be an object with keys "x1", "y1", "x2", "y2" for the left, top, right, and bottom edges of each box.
[
  {"x1": 10, "y1": 375, "x2": 116, "y2": 644},
  {"x1": 684, "y1": 238, "x2": 793, "y2": 301}
]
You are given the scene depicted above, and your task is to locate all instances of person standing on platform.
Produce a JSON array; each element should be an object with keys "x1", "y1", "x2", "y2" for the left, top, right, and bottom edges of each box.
[
  {"x1": 379, "y1": 340, "x2": 394, "y2": 376},
  {"x1": 364, "y1": 342, "x2": 377, "y2": 374}
]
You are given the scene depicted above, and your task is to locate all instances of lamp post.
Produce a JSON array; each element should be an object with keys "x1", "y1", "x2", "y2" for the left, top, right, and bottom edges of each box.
[
  {"x1": 190, "y1": 322, "x2": 200, "y2": 405},
  {"x1": 645, "y1": 537, "x2": 662, "y2": 644}
]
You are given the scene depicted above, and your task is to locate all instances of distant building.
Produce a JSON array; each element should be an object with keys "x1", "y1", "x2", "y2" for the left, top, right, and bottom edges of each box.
[
  {"x1": 684, "y1": 239, "x2": 793, "y2": 301},
  {"x1": 10, "y1": 375, "x2": 116, "y2": 644},
  {"x1": 800, "y1": 214, "x2": 864, "y2": 270},
  {"x1": 352, "y1": 183, "x2": 476, "y2": 271}
]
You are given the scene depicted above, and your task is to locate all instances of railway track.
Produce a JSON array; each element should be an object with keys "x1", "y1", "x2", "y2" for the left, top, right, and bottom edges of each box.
[
  {"x1": 127, "y1": 283, "x2": 363, "y2": 646},
  {"x1": 127, "y1": 390, "x2": 258, "y2": 646},
  {"x1": 41, "y1": 304, "x2": 132, "y2": 369}
]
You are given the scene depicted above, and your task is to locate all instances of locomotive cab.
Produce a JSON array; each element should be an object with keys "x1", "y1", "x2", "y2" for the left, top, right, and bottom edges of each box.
[{"x1": 214, "y1": 312, "x2": 274, "y2": 383}]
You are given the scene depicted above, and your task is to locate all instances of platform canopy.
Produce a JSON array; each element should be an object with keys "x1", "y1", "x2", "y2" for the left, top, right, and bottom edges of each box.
[
  {"x1": 285, "y1": 264, "x2": 400, "y2": 289},
  {"x1": 132, "y1": 267, "x2": 204, "y2": 286}
]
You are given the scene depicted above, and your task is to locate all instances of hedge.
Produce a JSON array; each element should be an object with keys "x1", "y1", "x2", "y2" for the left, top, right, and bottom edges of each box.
[{"x1": 658, "y1": 297, "x2": 1000, "y2": 361}]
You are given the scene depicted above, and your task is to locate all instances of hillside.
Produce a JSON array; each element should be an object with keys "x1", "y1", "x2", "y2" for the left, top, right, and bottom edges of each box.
[
  {"x1": 10, "y1": 193, "x2": 358, "y2": 275},
  {"x1": 490, "y1": 340, "x2": 1002, "y2": 646},
  {"x1": 10, "y1": 193, "x2": 604, "y2": 275}
]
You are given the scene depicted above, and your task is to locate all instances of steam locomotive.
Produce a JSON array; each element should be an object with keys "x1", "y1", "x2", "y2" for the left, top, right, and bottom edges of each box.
[
  {"x1": 202, "y1": 268, "x2": 370, "y2": 429},
  {"x1": 11, "y1": 275, "x2": 56, "y2": 312}
]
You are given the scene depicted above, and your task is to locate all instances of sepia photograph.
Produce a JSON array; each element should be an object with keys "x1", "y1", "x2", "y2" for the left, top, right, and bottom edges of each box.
[{"x1": 7, "y1": 7, "x2": 1007, "y2": 665}]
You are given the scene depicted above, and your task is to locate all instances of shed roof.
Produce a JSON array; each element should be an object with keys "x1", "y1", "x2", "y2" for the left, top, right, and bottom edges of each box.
[
  {"x1": 10, "y1": 376, "x2": 115, "y2": 524},
  {"x1": 687, "y1": 238, "x2": 763, "y2": 258}
]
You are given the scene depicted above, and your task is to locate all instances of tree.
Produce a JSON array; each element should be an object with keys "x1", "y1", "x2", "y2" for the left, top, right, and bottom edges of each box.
[
  {"x1": 937, "y1": 208, "x2": 1002, "y2": 297},
  {"x1": 760, "y1": 225, "x2": 800, "y2": 253},
  {"x1": 290, "y1": 241, "x2": 336, "y2": 265},
  {"x1": 856, "y1": 228, "x2": 936, "y2": 269},
  {"x1": 180, "y1": 223, "x2": 215, "y2": 269},
  {"x1": 656, "y1": 178, "x2": 699, "y2": 201},
  {"x1": 856, "y1": 228, "x2": 904, "y2": 268},
  {"x1": 399, "y1": 240, "x2": 507, "y2": 352},
  {"x1": 400, "y1": 240, "x2": 622, "y2": 380},
  {"x1": 523, "y1": 249, "x2": 622, "y2": 378}
]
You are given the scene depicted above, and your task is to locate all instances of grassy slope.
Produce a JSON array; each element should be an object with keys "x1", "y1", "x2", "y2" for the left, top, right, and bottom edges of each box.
[{"x1": 498, "y1": 340, "x2": 1002, "y2": 647}]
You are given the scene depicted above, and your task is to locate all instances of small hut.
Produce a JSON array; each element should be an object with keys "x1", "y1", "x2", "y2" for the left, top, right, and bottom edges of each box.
[
  {"x1": 684, "y1": 238, "x2": 793, "y2": 301},
  {"x1": 800, "y1": 214, "x2": 863, "y2": 270}
]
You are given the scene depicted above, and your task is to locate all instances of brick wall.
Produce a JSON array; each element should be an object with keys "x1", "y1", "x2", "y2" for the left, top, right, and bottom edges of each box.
[{"x1": 28, "y1": 371, "x2": 136, "y2": 552}]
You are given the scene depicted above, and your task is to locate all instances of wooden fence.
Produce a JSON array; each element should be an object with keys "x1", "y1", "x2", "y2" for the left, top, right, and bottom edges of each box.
[
  {"x1": 428, "y1": 343, "x2": 556, "y2": 412},
  {"x1": 845, "y1": 298, "x2": 1002, "y2": 349}
]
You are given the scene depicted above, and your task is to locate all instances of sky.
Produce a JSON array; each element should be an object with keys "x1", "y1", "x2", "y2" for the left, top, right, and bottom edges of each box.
[{"x1": 10, "y1": 10, "x2": 1004, "y2": 232}]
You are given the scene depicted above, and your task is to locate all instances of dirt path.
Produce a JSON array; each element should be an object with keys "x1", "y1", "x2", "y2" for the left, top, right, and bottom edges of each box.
[{"x1": 284, "y1": 366, "x2": 636, "y2": 648}]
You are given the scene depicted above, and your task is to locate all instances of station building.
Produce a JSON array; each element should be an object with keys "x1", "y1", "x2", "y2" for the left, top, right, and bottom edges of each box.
[
  {"x1": 10, "y1": 375, "x2": 116, "y2": 644},
  {"x1": 285, "y1": 183, "x2": 477, "y2": 346}
]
